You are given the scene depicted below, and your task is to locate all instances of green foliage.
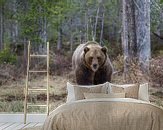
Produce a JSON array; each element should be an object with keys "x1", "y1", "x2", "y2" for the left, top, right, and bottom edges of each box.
[
  {"x1": 151, "y1": 1, "x2": 163, "y2": 32},
  {"x1": 14, "y1": 0, "x2": 73, "y2": 43},
  {"x1": 16, "y1": 1, "x2": 46, "y2": 43},
  {"x1": 0, "y1": 48, "x2": 17, "y2": 64}
]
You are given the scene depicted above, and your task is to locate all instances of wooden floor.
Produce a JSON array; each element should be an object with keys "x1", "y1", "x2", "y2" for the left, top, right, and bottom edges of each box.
[
  {"x1": 0, "y1": 114, "x2": 46, "y2": 130},
  {"x1": 0, "y1": 122, "x2": 43, "y2": 130}
]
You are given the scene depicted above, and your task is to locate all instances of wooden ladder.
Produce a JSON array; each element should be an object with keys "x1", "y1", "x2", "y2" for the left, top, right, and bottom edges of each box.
[{"x1": 24, "y1": 41, "x2": 49, "y2": 124}]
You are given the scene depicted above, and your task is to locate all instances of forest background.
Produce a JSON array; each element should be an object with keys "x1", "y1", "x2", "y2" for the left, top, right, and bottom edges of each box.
[{"x1": 0, "y1": 0, "x2": 163, "y2": 113}]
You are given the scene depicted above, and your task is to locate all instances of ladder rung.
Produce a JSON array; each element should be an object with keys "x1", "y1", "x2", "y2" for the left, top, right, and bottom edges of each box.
[
  {"x1": 27, "y1": 104, "x2": 47, "y2": 107},
  {"x1": 29, "y1": 70, "x2": 47, "y2": 73},
  {"x1": 28, "y1": 88, "x2": 47, "y2": 91},
  {"x1": 30, "y1": 55, "x2": 47, "y2": 57}
]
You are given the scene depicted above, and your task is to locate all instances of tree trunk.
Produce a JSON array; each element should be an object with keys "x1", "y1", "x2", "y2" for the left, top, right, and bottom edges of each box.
[
  {"x1": 38, "y1": 0, "x2": 47, "y2": 54},
  {"x1": 10, "y1": 0, "x2": 18, "y2": 44},
  {"x1": 122, "y1": 0, "x2": 151, "y2": 83},
  {"x1": 94, "y1": 7, "x2": 99, "y2": 41},
  {"x1": 23, "y1": 39, "x2": 28, "y2": 74},
  {"x1": 43, "y1": 15, "x2": 47, "y2": 44},
  {"x1": 70, "y1": 33, "x2": 73, "y2": 52},
  {"x1": 135, "y1": 0, "x2": 151, "y2": 74},
  {"x1": 57, "y1": 27, "x2": 62, "y2": 51},
  {"x1": 0, "y1": 2, "x2": 4, "y2": 50},
  {"x1": 85, "y1": 12, "x2": 88, "y2": 42},
  {"x1": 100, "y1": 5, "x2": 105, "y2": 45}
]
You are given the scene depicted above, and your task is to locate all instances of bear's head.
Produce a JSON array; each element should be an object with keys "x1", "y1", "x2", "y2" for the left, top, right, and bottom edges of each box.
[{"x1": 83, "y1": 45, "x2": 107, "y2": 72}]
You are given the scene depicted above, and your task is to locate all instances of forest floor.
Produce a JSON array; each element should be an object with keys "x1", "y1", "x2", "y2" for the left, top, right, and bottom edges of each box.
[{"x1": 0, "y1": 55, "x2": 163, "y2": 112}]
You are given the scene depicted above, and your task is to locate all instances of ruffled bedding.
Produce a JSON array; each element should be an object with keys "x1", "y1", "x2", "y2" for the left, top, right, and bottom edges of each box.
[{"x1": 42, "y1": 98, "x2": 163, "y2": 130}]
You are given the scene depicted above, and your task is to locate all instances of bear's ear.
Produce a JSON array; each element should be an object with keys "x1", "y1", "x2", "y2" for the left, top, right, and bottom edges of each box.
[
  {"x1": 84, "y1": 47, "x2": 90, "y2": 53},
  {"x1": 101, "y1": 46, "x2": 108, "y2": 54}
]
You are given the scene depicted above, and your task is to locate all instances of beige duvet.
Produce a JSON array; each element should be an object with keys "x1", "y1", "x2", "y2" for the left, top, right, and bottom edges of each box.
[{"x1": 42, "y1": 98, "x2": 163, "y2": 130}]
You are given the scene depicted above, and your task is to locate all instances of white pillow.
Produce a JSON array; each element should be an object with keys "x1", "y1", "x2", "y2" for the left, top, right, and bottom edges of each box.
[
  {"x1": 66, "y1": 82, "x2": 108, "y2": 103},
  {"x1": 66, "y1": 82, "x2": 76, "y2": 103},
  {"x1": 109, "y1": 83, "x2": 139, "y2": 99},
  {"x1": 108, "y1": 82, "x2": 149, "y2": 102}
]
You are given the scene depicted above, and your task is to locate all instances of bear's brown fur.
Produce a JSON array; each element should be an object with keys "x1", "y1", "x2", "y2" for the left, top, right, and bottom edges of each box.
[{"x1": 72, "y1": 41, "x2": 113, "y2": 85}]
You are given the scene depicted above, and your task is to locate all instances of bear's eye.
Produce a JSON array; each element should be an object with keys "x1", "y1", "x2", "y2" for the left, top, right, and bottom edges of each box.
[
  {"x1": 97, "y1": 57, "x2": 101, "y2": 61},
  {"x1": 89, "y1": 57, "x2": 93, "y2": 61}
]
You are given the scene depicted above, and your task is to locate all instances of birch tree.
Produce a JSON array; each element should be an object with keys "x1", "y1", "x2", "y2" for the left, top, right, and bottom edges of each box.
[
  {"x1": 122, "y1": 0, "x2": 151, "y2": 83},
  {"x1": 10, "y1": 0, "x2": 18, "y2": 44}
]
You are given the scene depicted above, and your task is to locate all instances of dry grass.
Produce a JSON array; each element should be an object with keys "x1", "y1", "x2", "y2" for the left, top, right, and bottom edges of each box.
[
  {"x1": 149, "y1": 86, "x2": 163, "y2": 109},
  {"x1": 0, "y1": 75, "x2": 68, "y2": 112}
]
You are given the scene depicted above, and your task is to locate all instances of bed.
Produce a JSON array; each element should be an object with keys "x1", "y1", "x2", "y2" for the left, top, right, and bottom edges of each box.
[{"x1": 42, "y1": 82, "x2": 163, "y2": 130}]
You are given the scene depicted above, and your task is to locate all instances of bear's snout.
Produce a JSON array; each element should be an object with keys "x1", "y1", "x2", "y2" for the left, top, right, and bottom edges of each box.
[
  {"x1": 91, "y1": 63, "x2": 99, "y2": 72},
  {"x1": 93, "y1": 64, "x2": 97, "y2": 69}
]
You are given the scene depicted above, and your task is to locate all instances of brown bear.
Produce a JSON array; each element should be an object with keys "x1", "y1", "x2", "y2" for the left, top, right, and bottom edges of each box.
[{"x1": 72, "y1": 41, "x2": 113, "y2": 85}]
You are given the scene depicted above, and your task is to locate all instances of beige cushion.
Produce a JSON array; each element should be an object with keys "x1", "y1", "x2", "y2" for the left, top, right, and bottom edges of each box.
[
  {"x1": 138, "y1": 83, "x2": 149, "y2": 102},
  {"x1": 74, "y1": 86, "x2": 102, "y2": 100},
  {"x1": 66, "y1": 82, "x2": 108, "y2": 102},
  {"x1": 109, "y1": 83, "x2": 139, "y2": 99},
  {"x1": 84, "y1": 93, "x2": 126, "y2": 99},
  {"x1": 108, "y1": 82, "x2": 149, "y2": 102}
]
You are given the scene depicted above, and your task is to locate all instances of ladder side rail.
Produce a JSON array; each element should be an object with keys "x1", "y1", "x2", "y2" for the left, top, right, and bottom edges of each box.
[
  {"x1": 24, "y1": 41, "x2": 31, "y2": 124},
  {"x1": 47, "y1": 42, "x2": 50, "y2": 115}
]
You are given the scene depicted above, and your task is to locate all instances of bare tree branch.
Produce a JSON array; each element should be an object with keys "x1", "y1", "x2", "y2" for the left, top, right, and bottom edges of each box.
[{"x1": 152, "y1": 32, "x2": 163, "y2": 40}]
